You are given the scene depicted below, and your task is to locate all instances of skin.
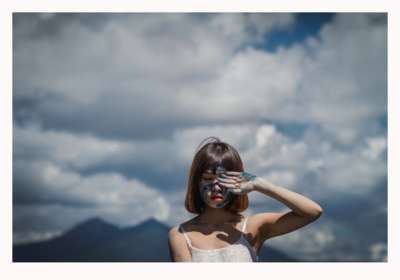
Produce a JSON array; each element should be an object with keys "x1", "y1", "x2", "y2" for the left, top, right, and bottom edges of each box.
[{"x1": 168, "y1": 169, "x2": 323, "y2": 262}]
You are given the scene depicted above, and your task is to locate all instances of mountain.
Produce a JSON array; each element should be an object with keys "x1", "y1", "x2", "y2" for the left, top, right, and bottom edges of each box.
[{"x1": 13, "y1": 217, "x2": 297, "y2": 262}]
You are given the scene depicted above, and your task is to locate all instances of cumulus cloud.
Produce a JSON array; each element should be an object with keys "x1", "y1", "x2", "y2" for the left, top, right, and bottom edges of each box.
[
  {"x1": 13, "y1": 13, "x2": 386, "y2": 142},
  {"x1": 13, "y1": 156, "x2": 170, "y2": 209},
  {"x1": 13, "y1": 13, "x2": 297, "y2": 139}
]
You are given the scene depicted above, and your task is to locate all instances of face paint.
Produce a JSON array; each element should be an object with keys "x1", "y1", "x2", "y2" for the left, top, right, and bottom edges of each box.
[
  {"x1": 199, "y1": 182, "x2": 233, "y2": 208},
  {"x1": 199, "y1": 163, "x2": 233, "y2": 209}
]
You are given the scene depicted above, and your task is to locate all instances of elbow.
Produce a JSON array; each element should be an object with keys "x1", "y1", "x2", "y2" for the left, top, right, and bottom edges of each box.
[
  {"x1": 317, "y1": 205, "x2": 323, "y2": 218},
  {"x1": 305, "y1": 204, "x2": 323, "y2": 221},
  {"x1": 312, "y1": 205, "x2": 323, "y2": 220}
]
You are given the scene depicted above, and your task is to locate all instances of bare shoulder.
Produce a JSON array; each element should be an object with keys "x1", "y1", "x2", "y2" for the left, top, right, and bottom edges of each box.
[
  {"x1": 168, "y1": 225, "x2": 184, "y2": 241},
  {"x1": 168, "y1": 224, "x2": 193, "y2": 262},
  {"x1": 169, "y1": 225, "x2": 180, "y2": 233}
]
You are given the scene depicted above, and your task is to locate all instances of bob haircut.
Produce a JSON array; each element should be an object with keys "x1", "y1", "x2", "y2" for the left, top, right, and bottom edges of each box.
[{"x1": 185, "y1": 137, "x2": 249, "y2": 214}]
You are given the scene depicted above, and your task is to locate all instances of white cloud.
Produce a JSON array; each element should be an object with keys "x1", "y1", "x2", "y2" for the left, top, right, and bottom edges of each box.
[
  {"x1": 362, "y1": 136, "x2": 387, "y2": 160},
  {"x1": 14, "y1": 13, "x2": 386, "y2": 146},
  {"x1": 13, "y1": 13, "x2": 296, "y2": 104},
  {"x1": 13, "y1": 229, "x2": 62, "y2": 245},
  {"x1": 13, "y1": 124, "x2": 136, "y2": 170},
  {"x1": 256, "y1": 124, "x2": 276, "y2": 148},
  {"x1": 370, "y1": 243, "x2": 387, "y2": 262},
  {"x1": 14, "y1": 155, "x2": 169, "y2": 209},
  {"x1": 300, "y1": 14, "x2": 387, "y2": 126}
]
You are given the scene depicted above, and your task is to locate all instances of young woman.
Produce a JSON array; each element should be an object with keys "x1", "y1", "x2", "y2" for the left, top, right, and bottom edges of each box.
[{"x1": 168, "y1": 137, "x2": 323, "y2": 262}]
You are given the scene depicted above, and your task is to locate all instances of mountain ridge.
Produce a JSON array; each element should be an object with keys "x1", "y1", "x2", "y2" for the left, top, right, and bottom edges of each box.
[{"x1": 13, "y1": 217, "x2": 297, "y2": 262}]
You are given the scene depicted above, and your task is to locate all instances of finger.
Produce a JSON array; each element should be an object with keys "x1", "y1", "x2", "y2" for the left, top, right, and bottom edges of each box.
[
  {"x1": 216, "y1": 177, "x2": 237, "y2": 184},
  {"x1": 226, "y1": 171, "x2": 241, "y2": 176},
  {"x1": 217, "y1": 182, "x2": 235, "y2": 189},
  {"x1": 230, "y1": 188, "x2": 243, "y2": 194},
  {"x1": 219, "y1": 174, "x2": 238, "y2": 180}
]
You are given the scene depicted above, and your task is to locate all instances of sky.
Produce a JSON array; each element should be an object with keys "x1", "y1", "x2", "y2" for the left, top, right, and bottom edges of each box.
[{"x1": 11, "y1": 12, "x2": 389, "y2": 263}]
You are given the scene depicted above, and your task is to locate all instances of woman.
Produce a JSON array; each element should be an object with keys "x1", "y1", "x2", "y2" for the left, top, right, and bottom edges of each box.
[{"x1": 168, "y1": 137, "x2": 322, "y2": 262}]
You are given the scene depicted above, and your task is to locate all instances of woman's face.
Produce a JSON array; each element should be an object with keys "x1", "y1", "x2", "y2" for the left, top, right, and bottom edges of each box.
[{"x1": 199, "y1": 164, "x2": 233, "y2": 209}]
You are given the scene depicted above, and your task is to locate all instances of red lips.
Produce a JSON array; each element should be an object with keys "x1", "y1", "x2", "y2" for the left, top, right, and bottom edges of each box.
[{"x1": 211, "y1": 195, "x2": 223, "y2": 201}]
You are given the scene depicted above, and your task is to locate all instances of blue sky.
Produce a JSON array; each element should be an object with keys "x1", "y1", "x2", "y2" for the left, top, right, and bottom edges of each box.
[
  {"x1": 256, "y1": 13, "x2": 335, "y2": 52},
  {"x1": 11, "y1": 12, "x2": 388, "y2": 264}
]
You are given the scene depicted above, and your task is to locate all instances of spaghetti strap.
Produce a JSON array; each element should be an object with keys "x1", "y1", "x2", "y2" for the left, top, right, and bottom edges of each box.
[
  {"x1": 179, "y1": 225, "x2": 192, "y2": 247},
  {"x1": 241, "y1": 217, "x2": 249, "y2": 236}
]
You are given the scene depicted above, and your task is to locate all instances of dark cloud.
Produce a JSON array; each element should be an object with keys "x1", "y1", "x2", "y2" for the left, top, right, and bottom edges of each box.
[
  {"x1": 316, "y1": 178, "x2": 387, "y2": 260},
  {"x1": 13, "y1": 89, "x2": 186, "y2": 140},
  {"x1": 76, "y1": 156, "x2": 190, "y2": 192},
  {"x1": 367, "y1": 13, "x2": 388, "y2": 25},
  {"x1": 13, "y1": 13, "x2": 113, "y2": 41}
]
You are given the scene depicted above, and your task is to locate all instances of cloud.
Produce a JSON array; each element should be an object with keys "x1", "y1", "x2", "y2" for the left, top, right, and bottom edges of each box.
[
  {"x1": 13, "y1": 13, "x2": 297, "y2": 140},
  {"x1": 13, "y1": 124, "x2": 136, "y2": 170},
  {"x1": 266, "y1": 178, "x2": 387, "y2": 261},
  {"x1": 13, "y1": 156, "x2": 169, "y2": 208},
  {"x1": 13, "y1": 13, "x2": 386, "y2": 144}
]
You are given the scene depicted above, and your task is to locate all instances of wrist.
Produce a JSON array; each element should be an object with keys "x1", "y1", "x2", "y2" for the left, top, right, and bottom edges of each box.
[{"x1": 254, "y1": 177, "x2": 278, "y2": 193}]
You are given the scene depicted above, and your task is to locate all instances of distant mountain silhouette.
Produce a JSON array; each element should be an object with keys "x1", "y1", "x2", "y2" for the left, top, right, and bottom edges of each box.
[{"x1": 13, "y1": 217, "x2": 297, "y2": 262}]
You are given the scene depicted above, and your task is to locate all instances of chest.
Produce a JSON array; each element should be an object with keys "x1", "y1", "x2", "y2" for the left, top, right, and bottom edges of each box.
[{"x1": 187, "y1": 227, "x2": 243, "y2": 250}]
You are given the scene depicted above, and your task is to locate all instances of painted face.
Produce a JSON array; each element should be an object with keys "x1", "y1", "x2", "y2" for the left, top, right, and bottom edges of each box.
[{"x1": 199, "y1": 164, "x2": 233, "y2": 209}]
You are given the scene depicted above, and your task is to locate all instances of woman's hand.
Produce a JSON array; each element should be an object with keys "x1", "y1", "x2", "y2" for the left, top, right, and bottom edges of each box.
[{"x1": 217, "y1": 171, "x2": 258, "y2": 195}]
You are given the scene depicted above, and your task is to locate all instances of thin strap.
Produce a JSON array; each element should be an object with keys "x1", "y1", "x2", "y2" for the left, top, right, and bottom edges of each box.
[
  {"x1": 241, "y1": 217, "x2": 249, "y2": 236},
  {"x1": 179, "y1": 225, "x2": 192, "y2": 247}
]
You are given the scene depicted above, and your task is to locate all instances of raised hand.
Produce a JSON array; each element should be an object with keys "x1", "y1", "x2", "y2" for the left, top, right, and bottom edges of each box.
[{"x1": 217, "y1": 171, "x2": 259, "y2": 195}]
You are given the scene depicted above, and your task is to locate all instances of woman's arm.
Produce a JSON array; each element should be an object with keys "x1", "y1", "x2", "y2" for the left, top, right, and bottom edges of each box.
[
  {"x1": 254, "y1": 176, "x2": 323, "y2": 220},
  {"x1": 217, "y1": 172, "x2": 323, "y2": 245},
  {"x1": 167, "y1": 226, "x2": 193, "y2": 262}
]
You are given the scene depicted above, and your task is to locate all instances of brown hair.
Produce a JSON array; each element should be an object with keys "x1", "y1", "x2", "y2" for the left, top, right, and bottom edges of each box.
[{"x1": 185, "y1": 137, "x2": 249, "y2": 214}]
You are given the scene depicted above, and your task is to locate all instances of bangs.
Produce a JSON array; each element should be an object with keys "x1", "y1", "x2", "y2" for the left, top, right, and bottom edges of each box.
[
  {"x1": 219, "y1": 151, "x2": 243, "y2": 172},
  {"x1": 198, "y1": 146, "x2": 243, "y2": 175}
]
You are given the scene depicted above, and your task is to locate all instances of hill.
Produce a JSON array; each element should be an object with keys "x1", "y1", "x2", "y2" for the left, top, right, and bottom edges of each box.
[{"x1": 13, "y1": 217, "x2": 296, "y2": 262}]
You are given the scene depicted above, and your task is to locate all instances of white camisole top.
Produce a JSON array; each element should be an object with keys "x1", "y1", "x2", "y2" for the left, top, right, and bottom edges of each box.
[{"x1": 179, "y1": 217, "x2": 258, "y2": 262}]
